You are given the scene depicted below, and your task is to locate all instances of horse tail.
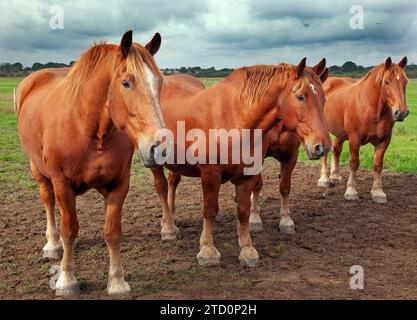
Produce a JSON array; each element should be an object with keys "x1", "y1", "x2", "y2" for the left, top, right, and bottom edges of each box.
[
  {"x1": 13, "y1": 87, "x2": 17, "y2": 113},
  {"x1": 15, "y1": 79, "x2": 34, "y2": 117}
]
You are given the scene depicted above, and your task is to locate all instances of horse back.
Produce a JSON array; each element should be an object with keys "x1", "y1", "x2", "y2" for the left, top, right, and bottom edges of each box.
[
  {"x1": 16, "y1": 68, "x2": 70, "y2": 118},
  {"x1": 323, "y1": 76, "x2": 355, "y2": 95},
  {"x1": 162, "y1": 74, "x2": 205, "y2": 101}
]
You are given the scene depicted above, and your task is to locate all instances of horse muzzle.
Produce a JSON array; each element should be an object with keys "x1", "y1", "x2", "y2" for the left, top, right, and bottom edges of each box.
[
  {"x1": 305, "y1": 143, "x2": 328, "y2": 160},
  {"x1": 392, "y1": 108, "x2": 409, "y2": 122},
  {"x1": 138, "y1": 136, "x2": 172, "y2": 168}
]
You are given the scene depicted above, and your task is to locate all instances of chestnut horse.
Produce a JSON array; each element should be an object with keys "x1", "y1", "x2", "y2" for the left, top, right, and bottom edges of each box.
[
  {"x1": 317, "y1": 57, "x2": 409, "y2": 203},
  {"x1": 17, "y1": 31, "x2": 165, "y2": 296},
  {"x1": 151, "y1": 59, "x2": 331, "y2": 267},
  {"x1": 249, "y1": 66, "x2": 329, "y2": 234}
]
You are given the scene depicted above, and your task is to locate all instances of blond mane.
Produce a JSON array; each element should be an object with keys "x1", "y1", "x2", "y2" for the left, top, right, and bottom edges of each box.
[
  {"x1": 355, "y1": 63, "x2": 408, "y2": 87},
  {"x1": 61, "y1": 42, "x2": 161, "y2": 95},
  {"x1": 240, "y1": 63, "x2": 322, "y2": 105}
]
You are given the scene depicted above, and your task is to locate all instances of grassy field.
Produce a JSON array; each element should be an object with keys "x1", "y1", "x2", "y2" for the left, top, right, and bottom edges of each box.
[{"x1": 0, "y1": 77, "x2": 416, "y2": 201}]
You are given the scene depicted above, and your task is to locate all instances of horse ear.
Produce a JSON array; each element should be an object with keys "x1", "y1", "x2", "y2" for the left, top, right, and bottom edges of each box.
[
  {"x1": 320, "y1": 68, "x2": 329, "y2": 83},
  {"x1": 120, "y1": 30, "x2": 133, "y2": 59},
  {"x1": 312, "y1": 58, "x2": 326, "y2": 76},
  {"x1": 384, "y1": 57, "x2": 392, "y2": 70},
  {"x1": 296, "y1": 57, "x2": 307, "y2": 78},
  {"x1": 399, "y1": 56, "x2": 407, "y2": 69},
  {"x1": 145, "y1": 33, "x2": 162, "y2": 56}
]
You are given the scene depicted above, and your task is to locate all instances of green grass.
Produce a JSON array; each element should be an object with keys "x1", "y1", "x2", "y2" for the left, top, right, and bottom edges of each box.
[
  {"x1": 0, "y1": 77, "x2": 416, "y2": 200},
  {"x1": 0, "y1": 81, "x2": 38, "y2": 200}
]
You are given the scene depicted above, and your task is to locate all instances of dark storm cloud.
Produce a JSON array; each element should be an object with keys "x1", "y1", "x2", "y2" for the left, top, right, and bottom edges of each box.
[{"x1": 0, "y1": 0, "x2": 416, "y2": 68}]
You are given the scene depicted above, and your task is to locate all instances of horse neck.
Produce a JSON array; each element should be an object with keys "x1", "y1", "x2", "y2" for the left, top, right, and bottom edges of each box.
[
  {"x1": 217, "y1": 70, "x2": 281, "y2": 133},
  {"x1": 357, "y1": 70, "x2": 385, "y2": 120},
  {"x1": 67, "y1": 57, "x2": 116, "y2": 135}
]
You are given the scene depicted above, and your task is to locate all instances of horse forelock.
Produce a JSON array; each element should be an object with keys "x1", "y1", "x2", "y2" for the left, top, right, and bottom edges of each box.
[
  {"x1": 240, "y1": 64, "x2": 317, "y2": 106},
  {"x1": 61, "y1": 42, "x2": 161, "y2": 96},
  {"x1": 124, "y1": 44, "x2": 162, "y2": 83},
  {"x1": 292, "y1": 69, "x2": 322, "y2": 96},
  {"x1": 356, "y1": 63, "x2": 408, "y2": 88},
  {"x1": 386, "y1": 64, "x2": 408, "y2": 82}
]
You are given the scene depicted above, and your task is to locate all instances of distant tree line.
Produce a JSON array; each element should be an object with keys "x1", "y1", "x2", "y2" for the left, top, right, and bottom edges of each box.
[
  {"x1": 162, "y1": 66, "x2": 234, "y2": 78},
  {"x1": 0, "y1": 61, "x2": 75, "y2": 77},
  {"x1": 328, "y1": 61, "x2": 417, "y2": 78},
  {"x1": 1, "y1": 60, "x2": 416, "y2": 78}
]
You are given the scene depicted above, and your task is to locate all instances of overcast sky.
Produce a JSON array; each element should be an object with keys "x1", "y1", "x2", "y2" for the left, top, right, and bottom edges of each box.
[{"x1": 0, "y1": 0, "x2": 416, "y2": 68}]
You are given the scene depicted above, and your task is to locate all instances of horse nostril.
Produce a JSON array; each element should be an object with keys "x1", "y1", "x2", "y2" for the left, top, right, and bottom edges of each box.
[
  {"x1": 405, "y1": 110, "x2": 410, "y2": 118},
  {"x1": 150, "y1": 144, "x2": 158, "y2": 158},
  {"x1": 394, "y1": 109, "x2": 401, "y2": 119},
  {"x1": 314, "y1": 144, "x2": 324, "y2": 157}
]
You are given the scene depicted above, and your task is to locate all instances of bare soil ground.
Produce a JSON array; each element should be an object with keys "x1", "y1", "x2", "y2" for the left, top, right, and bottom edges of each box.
[{"x1": 1, "y1": 160, "x2": 417, "y2": 300}]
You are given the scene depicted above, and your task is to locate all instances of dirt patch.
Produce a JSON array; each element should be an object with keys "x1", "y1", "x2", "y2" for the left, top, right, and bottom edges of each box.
[{"x1": 1, "y1": 160, "x2": 417, "y2": 299}]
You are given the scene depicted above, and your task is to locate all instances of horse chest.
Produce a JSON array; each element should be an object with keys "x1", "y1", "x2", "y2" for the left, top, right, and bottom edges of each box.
[
  {"x1": 362, "y1": 120, "x2": 393, "y2": 145},
  {"x1": 48, "y1": 133, "x2": 133, "y2": 188},
  {"x1": 83, "y1": 146, "x2": 132, "y2": 184}
]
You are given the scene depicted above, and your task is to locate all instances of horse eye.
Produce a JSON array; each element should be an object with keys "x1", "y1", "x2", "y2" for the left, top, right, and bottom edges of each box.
[
  {"x1": 297, "y1": 95, "x2": 305, "y2": 102},
  {"x1": 121, "y1": 80, "x2": 130, "y2": 89}
]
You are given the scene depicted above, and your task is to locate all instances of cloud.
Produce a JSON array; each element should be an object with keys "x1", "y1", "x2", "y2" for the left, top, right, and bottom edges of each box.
[{"x1": 0, "y1": 0, "x2": 416, "y2": 68}]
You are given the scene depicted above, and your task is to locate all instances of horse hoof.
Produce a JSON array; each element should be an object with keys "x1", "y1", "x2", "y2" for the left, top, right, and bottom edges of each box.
[
  {"x1": 249, "y1": 221, "x2": 263, "y2": 232},
  {"x1": 317, "y1": 179, "x2": 330, "y2": 188},
  {"x1": 197, "y1": 246, "x2": 221, "y2": 266},
  {"x1": 344, "y1": 191, "x2": 359, "y2": 201},
  {"x1": 279, "y1": 224, "x2": 295, "y2": 234},
  {"x1": 161, "y1": 232, "x2": 177, "y2": 241},
  {"x1": 42, "y1": 244, "x2": 62, "y2": 260},
  {"x1": 55, "y1": 283, "x2": 80, "y2": 297},
  {"x1": 372, "y1": 196, "x2": 387, "y2": 204},
  {"x1": 107, "y1": 279, "x2": 131, "y2": 296},
  {"x1": 55, "y1": 272, "x2": 80, "y2": 297},
  {"x1": 239, "y1": 246, "x2": 259, "y2": 267},
  {"x1": 330, "y1": 177, "x2": 343, "y2": 185},
  {"x1": 371, "y1": 191, "x2": 387, "y2": 204}
]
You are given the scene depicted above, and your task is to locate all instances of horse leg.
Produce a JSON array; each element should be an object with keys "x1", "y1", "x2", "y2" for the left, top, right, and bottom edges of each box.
[
  {"x1": 151, "y1": 167, "x2": 179, "y2": 241},
  {"x1": 30, "y1": 162, "x2": 61, "y2": 259},
  {"x1": 317, "y1": 155, "x2": 330, "y2": 187},
  {"x1": 197, "y1": 170, "x2": 221, "y2": 266},
  {"x1": 167, "y1": 171, "x2": 182, "y2": 217},
  {"x1": 344, "y1": 140, "x2": 360, "y2": 201},
  {"x1": 52, "y1": 178, "x2": 80, "y2": 296},
  {"x1": 279, "y1": 153, "x2": 297, "y2": 234},
  {"x1": 249, "y1": 174, "x2": 263, "y2": 232},
  {"x1": 371, "y1": 139, "x2": 390, "y2": 203},
  {"x1": 102, "y1": 177, "x2": 131, "y2": 296},
  {"x1": 235, "y1": 177, "x2": 259, "y2": 267},
  {"x1": 330, "y1": 138, "x2": 344, "y2": 184}
]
